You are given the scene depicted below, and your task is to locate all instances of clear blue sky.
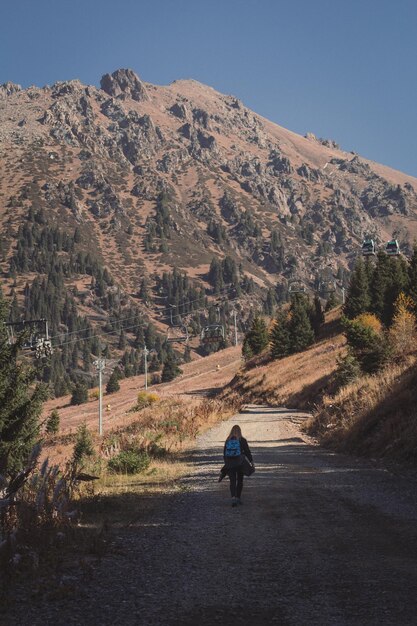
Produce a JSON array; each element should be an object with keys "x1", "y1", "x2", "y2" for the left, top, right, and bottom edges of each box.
[{"x1": 2, "y1": 0, "x2": 416, "y2": 176}]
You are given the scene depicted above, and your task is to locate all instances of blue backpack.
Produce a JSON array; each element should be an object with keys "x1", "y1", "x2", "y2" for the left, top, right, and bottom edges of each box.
[{"x1": 225, "y1": 436, "x2": 241, "y2": 457}]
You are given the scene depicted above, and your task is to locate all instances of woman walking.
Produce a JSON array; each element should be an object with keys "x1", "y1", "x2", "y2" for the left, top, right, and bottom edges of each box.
[{"x1": 221, "y1": 424, "x2": 254, "y2": 507}]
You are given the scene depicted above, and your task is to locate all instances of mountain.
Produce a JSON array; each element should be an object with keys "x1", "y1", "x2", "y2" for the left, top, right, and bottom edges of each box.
[{"x1": 1, "y1": 68, "x2": 417, "y2": 393}]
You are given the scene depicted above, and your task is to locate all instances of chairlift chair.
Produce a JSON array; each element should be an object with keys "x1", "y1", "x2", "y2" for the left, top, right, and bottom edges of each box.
[
  {"x1": 166, "y1": 324, "x2": 189, "y2": 343},
  {"x1": 200, "y1": 324, "x2": 225, "y2": 345},
  {"x1": 5, "y1": 319, "x2": 53, "y2": 358},
  {"x1": 320, "y1": 279, "x2": 336, "y2": 295},
  {"x1": 385, "y1": 239, "x2": 400, "y2": 256},
  {"x1": 361, "y1": 239, "x2": 376, "y2": 256},
  {"x1": 288, "y1": 280, "x2": 306, "y2": 294}
]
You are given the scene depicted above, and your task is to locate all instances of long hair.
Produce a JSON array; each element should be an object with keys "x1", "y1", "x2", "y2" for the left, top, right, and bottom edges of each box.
[{"x1": 227, "y1": 424, "x2": 242, "y2": 440}]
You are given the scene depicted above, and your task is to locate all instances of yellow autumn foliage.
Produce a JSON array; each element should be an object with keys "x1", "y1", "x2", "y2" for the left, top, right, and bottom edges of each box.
[
  {"x1": 353, "y1": 313, "x2": 382, "y2": 334},
  {"x1": 389, "y1": 292, "x2": 417, "y2": 356}
]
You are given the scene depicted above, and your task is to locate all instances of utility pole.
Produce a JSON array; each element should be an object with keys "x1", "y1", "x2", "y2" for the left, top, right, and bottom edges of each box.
[
  {"x1": 143, "y1": 344, "x2": 149, "y2": 390},
  {"x1": 232, "y1": 309, "x2": 238, "y2": 346},
  {"x1": 341, "y1": 286, "x2": 346, "y2": 305},
  {"x1": 93, "y1": 357, "x2": 106, "y2": 436}
]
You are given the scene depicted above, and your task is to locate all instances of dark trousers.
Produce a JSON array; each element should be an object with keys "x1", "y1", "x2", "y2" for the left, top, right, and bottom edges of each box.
[{"x1": 228, "y1": 467, "x2": 244, "y2": 498}]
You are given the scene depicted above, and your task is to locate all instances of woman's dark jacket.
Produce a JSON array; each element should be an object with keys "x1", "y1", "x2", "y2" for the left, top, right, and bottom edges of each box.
[{"x1": 223, "y1": 436, "x2": 253, "y2": 472}]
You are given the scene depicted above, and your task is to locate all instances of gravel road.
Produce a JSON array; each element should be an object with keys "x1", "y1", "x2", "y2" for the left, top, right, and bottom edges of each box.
[{"x1": 7, "y1": 406, "x2": 417, "y2": 625}]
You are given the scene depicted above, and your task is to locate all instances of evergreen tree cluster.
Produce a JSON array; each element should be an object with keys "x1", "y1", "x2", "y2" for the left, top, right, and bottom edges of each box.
[
  {"x1": 269, "y1": 294, "x2": 323, "y2": 361},
  {"x1": 157, "y1": 268, "x2": 206, "y2": 317},
  {"x1": 219, "y1": 192, "x2": 261, "y2": 238},
  {"x1": 269, "y1": 229, "x2": 285, "y2": 272},
  {"x1": 207, "y1": 220, "x2": 227, "y2": 244},
  {"x1": 144, "y1": 191, "x2": 175, "y2": 252},
  {"x1": 9, "y1": 209, "x2": 113, "y2": 300},
  {"x1": 208, "y1": 256, "x2": 249, "y2": 295},
  {"x1": 344, "y1": 248, "x2": 417, "y2": 326}
]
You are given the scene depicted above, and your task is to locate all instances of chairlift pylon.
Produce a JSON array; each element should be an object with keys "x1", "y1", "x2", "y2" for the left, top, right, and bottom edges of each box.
[{"x1": 5, "y1": 319, "x2": 53, "y2": 358}]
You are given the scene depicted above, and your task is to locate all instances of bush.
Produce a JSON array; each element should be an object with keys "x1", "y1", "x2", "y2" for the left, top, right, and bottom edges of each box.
[
  {"x1": 136, "y1": 391, "x2": 159, "y2": 409},
  {"x1": 108, "y1": 449, "x2": 150, "y2": 474},
  {"x1": 89, "y1": 388, "x2": 100, "y2": 401}
]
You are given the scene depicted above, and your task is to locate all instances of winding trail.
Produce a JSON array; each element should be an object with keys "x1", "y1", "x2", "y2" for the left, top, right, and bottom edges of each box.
[{"x1": 11, "y1": 406, "x2": 417, "y2": 625}]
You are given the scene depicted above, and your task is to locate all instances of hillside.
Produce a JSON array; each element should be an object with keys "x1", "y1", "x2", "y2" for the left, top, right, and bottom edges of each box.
[
  {"x1": 224, "y1": 307, "x2": 345, "y2": 409},
  {"x1": 1, "y1": 68, "x2": 417, "y2": 393}
]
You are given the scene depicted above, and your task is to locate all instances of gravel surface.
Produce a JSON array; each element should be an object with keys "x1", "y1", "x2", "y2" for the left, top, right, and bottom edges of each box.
[{"x1": 6, "y1": 406, "x2": 417, "y2": 625}]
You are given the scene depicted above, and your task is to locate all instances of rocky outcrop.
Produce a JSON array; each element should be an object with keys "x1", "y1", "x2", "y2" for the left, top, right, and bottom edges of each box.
[
  {"x1": 100, "y1": 69, "x2": 149, "y2": 102},
  {"x1": 169, "y1": 102, "x2": 189, "y2": 120},
  {"x1": 297, "y1": 164, "x2": 321, "y2": 182},
  {"x1": 0, "y1": 82, "x2": 22, "y2": 97}
]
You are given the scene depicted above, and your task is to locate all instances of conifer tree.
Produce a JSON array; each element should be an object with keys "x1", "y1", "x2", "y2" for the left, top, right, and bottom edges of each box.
[
  {"x1": 106, "y1": 369, "x2": 120, "y2": 394},
  {"x1": 288, "y1": 295, "x2": 315, "y2": 353},
  {"x1": 242, "y1": 316, "x2": 269, "y2": 357},
  {"x1": 161, "y1": 355, "x2": 182, "y2": 382},
  {"x1": 46, "y1": 408, "x2": 60, "y2": 434},
  {"x1": 71, "y1": 382, "x2": 88, "y2": 405},
  {"x1": 343, "y1": 258, "x2": 370, "y2": 319},
  {"x1": 0, "y1": 290, "x2": 48, "y2": 475},
  {"x1": 325, "y1": 291, "x2": 338, "y2": 312},
  {"x1": 407, "y1": 243, "x2": 417, "y2": 316},
  {"x1": 310, "y1": 295, "x2": 325, "y2": 338},
  {"x1": 270, "y1": 308, "x2": 291, "y2": 360}
]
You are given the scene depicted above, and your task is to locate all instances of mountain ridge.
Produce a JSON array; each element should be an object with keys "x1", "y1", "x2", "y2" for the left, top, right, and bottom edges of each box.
[{"x1": 1, "y1": 67, "x2": 417, "y2": 394}]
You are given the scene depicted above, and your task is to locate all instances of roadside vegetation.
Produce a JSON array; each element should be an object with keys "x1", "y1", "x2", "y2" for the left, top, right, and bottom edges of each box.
[
  {"x1": 0, "y1": 284, "x2": 240, "y2": 605},
  {"x1": 232, "y1": 245, "x2": 417, "y2": 464}
]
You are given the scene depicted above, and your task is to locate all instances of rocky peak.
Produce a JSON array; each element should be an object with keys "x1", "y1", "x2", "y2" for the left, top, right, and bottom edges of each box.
[
  {"x1": 100, "y1": 68, "x2": 149, "y2": 102},
  {"x1": 0, "y1": 82, "x2": 22, "y2": 97}
]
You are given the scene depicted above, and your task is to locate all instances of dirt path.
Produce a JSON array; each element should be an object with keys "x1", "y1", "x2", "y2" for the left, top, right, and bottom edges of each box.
[{"x1": 9, "y1": 406, "x2": 417, "y2": 625}]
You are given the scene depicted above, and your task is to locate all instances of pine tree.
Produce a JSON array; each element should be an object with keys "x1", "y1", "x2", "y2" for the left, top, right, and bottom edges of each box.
[
  {"x1": 72, "y1": 423, "x2": 94, "y2": 465},
  {"x1": 106, "y1": 369, "x2": 120, "y2": 394},
  {"x1": 407, "y1": 243, "x2": 417, "y2": 315},
  {"x1": 270, "y1": 308, "x2": 291, "y2": 359},
  {"x1": 325, "y1": 291, "x2": 338, "y2": 312},
  {"x1": 288, "y1": 295, "x2": 315, "y2": 353},
  {"x1": 161, "y1": 355, "x2": 182, "y2": 382},
  {"x1": 343, "y1": 258, "x2": 370, "y2": 319},
  {"x1": 0, "y1": 290, "x2": 48, "y2": 475},
  {"x1": 70, "y1": 382, "x2": 88, "y2": 405},
  {"x1": 242, "y1": 316, "x2": 269, "y2": 357},
  {"x1": 310, "y1": 295, "x2": 325, "y2": 338},
  {"x1": 45, "y1": 408, "x2": 60, "y2": 434}
]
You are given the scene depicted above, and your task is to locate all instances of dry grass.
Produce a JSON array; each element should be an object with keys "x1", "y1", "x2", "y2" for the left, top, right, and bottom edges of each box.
[
  {"x1": 223, "y1": 334, "x2": 346, "y2": 410},
  {"x1": 306, "y1": 355, "x2": 417, "y2": 462}
]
